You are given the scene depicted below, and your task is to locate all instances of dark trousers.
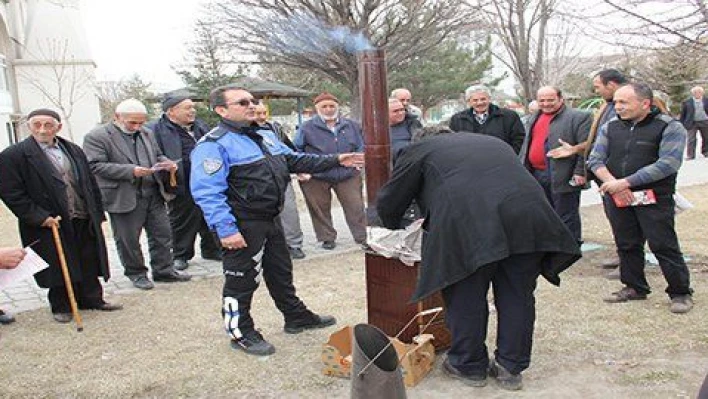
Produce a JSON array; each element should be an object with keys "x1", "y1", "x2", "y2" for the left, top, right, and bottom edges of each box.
[
  {"x1": 221, "y1": 219, "x2": 310, "y2": 339},
  {"x1": 533, "y1": 169, "x2": 582, "y2": 243},
  {"x1": 686, "y1": 120, "x2": 708, "y2": 158},
  {"x1": 299, "y1": 176, "x2": 367, "y2": 243},
  {"x1": 443, "y1": 252, "x2": 544, "y2": 376},
  {"x1": 603, "y1": 195, "x2": 692, "y2": 298},
  {"x1": 48, "y1": 219, "x2": 104, "y2": 314},
  {"x1": 109, "y1": 194, "x2": 174, "y2": 279},
  {"x1": 168, "y1": 193, "x2": 220, "y2": 261}
]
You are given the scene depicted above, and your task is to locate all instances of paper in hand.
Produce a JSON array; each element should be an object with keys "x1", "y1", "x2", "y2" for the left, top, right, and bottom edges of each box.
[{"x1": 0, "y1": 247, "x2": 49, "y2": 289}]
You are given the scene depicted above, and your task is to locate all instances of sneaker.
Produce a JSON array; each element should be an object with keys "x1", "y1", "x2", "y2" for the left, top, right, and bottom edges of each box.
[
  {"x1": 173, "y1": 259, "x2": 189, "y2": 271},
  {"x1": 670, "y1": 295, "x2": 694, "y2": 314},
  {"x1": 442, "y1": 358, "x2": 487, "y2": 387},
  {"x1": 284, "y1": 313, "x2": 336, "y2": 334},
  {"x1": 131, "y1": 276, "x2": 155, "y2": 290},
  {"x1": 321, "y1": 241, "x2": 336, "y2": 250},
  {"x1": 603, "y1": 286, "x2": 647, "y2": 303},
  {"x1": 288, "y1": 247, "x2": 306, "y2": 260},
  {"x1": 489, "y1": 358, "x2": 522, "y2": 391},
  {"x1": 230, "y1": 330, "x2": 275, "y2": 356}
]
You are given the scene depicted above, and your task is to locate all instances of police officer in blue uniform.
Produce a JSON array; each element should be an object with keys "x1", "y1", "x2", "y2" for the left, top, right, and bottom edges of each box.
[{"x1": 190, "y1": 85, "x2": 364, "y2": 356}]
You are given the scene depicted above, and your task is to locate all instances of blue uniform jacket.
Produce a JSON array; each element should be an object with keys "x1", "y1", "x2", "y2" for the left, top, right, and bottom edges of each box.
[{"x1": 191, "y1": 121, "x2": 339, "y2": 239}]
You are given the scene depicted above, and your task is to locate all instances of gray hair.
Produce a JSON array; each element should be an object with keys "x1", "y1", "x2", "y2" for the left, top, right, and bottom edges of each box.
[
  {"x1": 411, "y1": 125, "x2": 453, "y2": 143},
  {"x1": 691, "y1": 86, "x2": 704, "y2": 95},
  {"x1": 464, "y1": 85, "x2": 491, "y2": 101}
]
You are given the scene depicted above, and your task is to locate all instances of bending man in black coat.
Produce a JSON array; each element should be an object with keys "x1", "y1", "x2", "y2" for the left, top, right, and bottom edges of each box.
[
  {"x1": 0, "y1": 109, "x2": 122, "y2": 323},
  {"x1": 377, "y1": 126, "x2": 581, "y2": 391}
]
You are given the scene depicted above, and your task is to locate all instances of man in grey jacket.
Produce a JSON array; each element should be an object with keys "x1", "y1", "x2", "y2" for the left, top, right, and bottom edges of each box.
[
  {"x1": 83, "y1": 99, "x2": 191, "y2": 290},
  {"x1": 519, "y1": 86, "x2": 592, "y2": 244}
]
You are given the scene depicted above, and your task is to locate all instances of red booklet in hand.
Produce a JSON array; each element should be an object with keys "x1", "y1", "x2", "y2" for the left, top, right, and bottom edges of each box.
[{"x1": 612, "y1": 189, "x2": 657, "y2": 208}]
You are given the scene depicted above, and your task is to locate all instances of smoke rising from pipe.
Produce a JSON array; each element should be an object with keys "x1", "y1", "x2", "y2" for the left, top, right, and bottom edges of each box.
[{"x1": 266, "y1": 11, "x2": 374, "y2": 55}]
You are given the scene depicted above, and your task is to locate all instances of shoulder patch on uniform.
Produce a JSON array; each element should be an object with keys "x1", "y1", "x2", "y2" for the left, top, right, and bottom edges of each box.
[{"x1": 202, "y1": 158, "x2": 224, "y2": 175}]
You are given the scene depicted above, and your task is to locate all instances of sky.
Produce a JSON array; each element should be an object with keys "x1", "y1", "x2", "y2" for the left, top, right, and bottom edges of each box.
[{"x1": 79, "y1": 0, "x2": 208, "y2": 92}]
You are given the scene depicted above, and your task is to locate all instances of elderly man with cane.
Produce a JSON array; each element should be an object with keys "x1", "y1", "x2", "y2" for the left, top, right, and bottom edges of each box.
[{"x1": 0, "y1": 109, "x2": 122, "y2": 323}]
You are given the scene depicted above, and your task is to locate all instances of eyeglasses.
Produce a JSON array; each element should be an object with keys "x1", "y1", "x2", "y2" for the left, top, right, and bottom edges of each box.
[{"x1": 225, "y1": 98, "x2": 259, "y2": 107}]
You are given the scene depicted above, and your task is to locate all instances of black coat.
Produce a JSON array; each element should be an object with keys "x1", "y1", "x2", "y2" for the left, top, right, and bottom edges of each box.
[
  {"x1": 448, "y1": 104, "x2": 526, "y2": 154},
  {"x1": 377, "y1": 133, "x2": 581, "y2": 301},
  {"x1": 0, "y1": 136, "x2": 110, "y2": 288},
  {"x1": 679, "y1": 96, "x2": 708, "y2": 130},
  {"x1": 148, "y1": 115, "x2": 210, "y2": 196}
]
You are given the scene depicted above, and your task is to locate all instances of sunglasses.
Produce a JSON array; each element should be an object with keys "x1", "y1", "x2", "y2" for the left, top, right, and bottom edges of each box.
[{"x1": 226, "y1": 98, "x2": 259, "y2": 107}]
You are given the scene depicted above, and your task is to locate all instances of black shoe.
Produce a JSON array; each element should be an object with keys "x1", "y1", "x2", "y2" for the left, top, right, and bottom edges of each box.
[
  {"x1": 131, "y1": 276, "x2": 155, "y2": 290},
  {"x1": 202, "y1": 252, "x2": 223, "y2": 261},
  {"x1": 173, "y1": 259, "x2": 189, "y2": 271},
  {"x1": 230, "y1": 330, "x2": 276, "y2": 356},
  {"x1": 284, "y1": 313, "x2": 336, "y2": 334},
  {"x1": 52, "y1": 313, "x2": 72, "y2": 323},
  {"x1": 81, "y1": 302, "x2": 124, "y2": 312},
  {"x1": 489, "y1": 359, "x2": 523, "y2": 391},
  {"x1": 153, "y1": 271, "x2": 192, "y2": 283},
  {"x1": 289, "y1": 247, "x2": 306, "y2": 259},
  {"x1": 0, "y1": 309, "x2": 16, "y2": 325},
  {"x1": 442, "y1": 358, "x2": 487, "y2": 387},
  {"x1": 322, "y1": 241, "x2": 336, "y2": 250}
]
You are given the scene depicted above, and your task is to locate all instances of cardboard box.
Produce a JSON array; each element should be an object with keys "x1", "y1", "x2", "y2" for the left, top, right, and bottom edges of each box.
[{"x1": 321, "y1": 325, "x2": 436, "y2": 387}]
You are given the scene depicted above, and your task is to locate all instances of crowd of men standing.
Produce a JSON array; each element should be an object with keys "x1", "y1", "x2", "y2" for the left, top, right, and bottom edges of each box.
[{"x1": 0, "y1": 69, "x2": 699, "y2": 391}]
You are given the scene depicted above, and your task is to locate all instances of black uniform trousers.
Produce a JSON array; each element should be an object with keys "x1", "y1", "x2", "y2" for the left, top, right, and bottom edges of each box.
[
  {"x1": 603, "y1": 195, "x2": 692, "y2": 298},
  {"x1": 443, "y1": 252, "x2": 544, "y2": 377},
  {"x1": 168, "y1": 192, "x2": 220, "y2": 261},
  {"x1": 48, "y1": 218, "x2": 104, "y2": 314},
  {"x1": 222, "y1": 219, "x2": 311, "y2": 338}
]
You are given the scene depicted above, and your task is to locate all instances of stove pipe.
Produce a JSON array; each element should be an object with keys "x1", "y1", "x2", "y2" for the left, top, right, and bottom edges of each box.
[{"x1": 358, "y1": 49, "x2": 390, "y2": 216}]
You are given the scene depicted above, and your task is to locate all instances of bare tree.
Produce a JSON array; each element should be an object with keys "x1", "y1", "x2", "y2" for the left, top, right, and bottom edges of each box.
[
  {"x1": 571, "y1": 0, "x2": 708, "y2": 51},
  {"x1": 207, "y1": 0, "x2": 479, "y2": 115},
  {"x1": 95, "y1": 75, "x2": 155, "y2": 123},
  {"x1": 15, "y1": 38, "x2": 95, "y2": 140},
  {"x1": 472, "y1": 0, "x2": 557, "y2": 104}
]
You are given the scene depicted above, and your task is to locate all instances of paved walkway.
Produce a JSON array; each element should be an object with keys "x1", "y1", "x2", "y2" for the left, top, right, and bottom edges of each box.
[{"x1": 2, "y1": 158, "x2": 707, "y2": 315}]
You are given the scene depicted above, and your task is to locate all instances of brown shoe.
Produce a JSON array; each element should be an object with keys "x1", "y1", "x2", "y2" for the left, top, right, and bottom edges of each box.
[
  {"x1": 670, "y1": 295, "x2": 693, "y2": 314},
  {"x1": 604, "y1": 286, "x2": 647, "y2": 303},
  {"x1": 52, "y1": 313, "x2": 72, "y2": 323}
]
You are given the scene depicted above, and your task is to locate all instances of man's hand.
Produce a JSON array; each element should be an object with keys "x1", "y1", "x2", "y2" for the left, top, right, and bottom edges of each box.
[
  {"x1": 221, "y1": 233, "x2": 247, "y2": 250},
  {"x1": 600, "y1": 178, "x2": 630, "y2": 195},
  {"x1": 338, "y1": 153, "x2": 365, "y2": 168},
  {"x1": 610, "y1": 188, "x2": 635, "y2": 207},
  {"x1": 133, "y1": 166, "x2": 154, "y2": 177},
  {"x1": 547, "y1": 139, "x2": 579, "y2": 159},
  {"x1": 570, "y1": 174, "x2": 586, "y2": 187},
  {"x1": 153, "y1": 160, "x2": 178, "y2": 172},
  {"x1": 296, "y1": 173, "x2": 311, "y2": 182},
  {"x1": 0, "y1": 248, "x2": 26, "y2": 269},
  {"x1": 41, "y1": 216, "x2": 61, "y2": 228}
]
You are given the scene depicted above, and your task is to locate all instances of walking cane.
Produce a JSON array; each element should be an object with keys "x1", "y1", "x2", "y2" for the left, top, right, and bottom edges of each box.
[{"x1": 50, "y1": 220, "x2": 83, "y2": 332}]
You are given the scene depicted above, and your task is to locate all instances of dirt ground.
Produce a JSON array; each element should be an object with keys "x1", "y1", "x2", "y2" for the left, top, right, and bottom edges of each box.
[{"x1": 1, "y1": 185, "x2": 708, "y2": 398}]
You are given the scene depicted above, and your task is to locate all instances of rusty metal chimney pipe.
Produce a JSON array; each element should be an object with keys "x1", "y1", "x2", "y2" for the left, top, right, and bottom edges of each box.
[{"x1": 358, "y1": 49, "x2": 390, "y2": 209}]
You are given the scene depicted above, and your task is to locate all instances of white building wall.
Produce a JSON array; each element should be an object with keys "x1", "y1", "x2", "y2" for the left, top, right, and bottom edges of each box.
[{"x1": 12, "y1": 0, "x2": 100, "y2": 146}]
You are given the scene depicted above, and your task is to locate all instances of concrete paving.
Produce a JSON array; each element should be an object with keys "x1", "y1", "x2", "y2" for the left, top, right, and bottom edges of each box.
[{"x1": 2, "y1": 157, "x2": 707, "y2": 316}]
